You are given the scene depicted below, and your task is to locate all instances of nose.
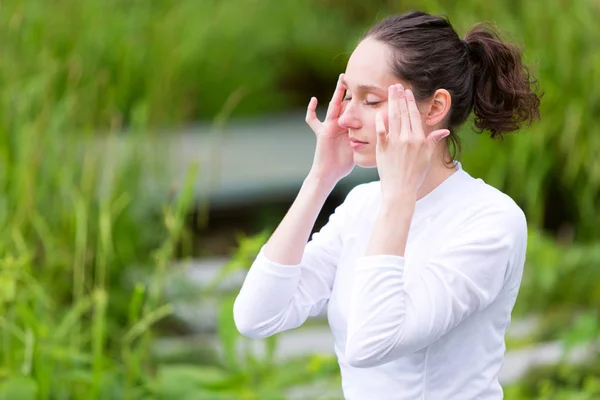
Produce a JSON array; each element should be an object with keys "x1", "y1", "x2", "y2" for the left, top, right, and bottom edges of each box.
[{"x1": 338, "y1": 101, "x2": 361, "y2": 130}]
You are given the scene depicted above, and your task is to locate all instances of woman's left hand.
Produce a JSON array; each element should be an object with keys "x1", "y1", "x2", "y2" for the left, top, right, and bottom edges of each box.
[{"x1": 375, "y1": 84, "x2": 450, "y2": 201}]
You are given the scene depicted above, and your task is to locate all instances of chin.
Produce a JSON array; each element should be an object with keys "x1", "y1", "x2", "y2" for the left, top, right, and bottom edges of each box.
[{"x1": 353, "y1": 152, "x2": 377, "y2": 168}]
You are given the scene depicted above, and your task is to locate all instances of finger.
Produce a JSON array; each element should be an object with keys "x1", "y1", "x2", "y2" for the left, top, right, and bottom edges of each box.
[
  {"x1": 375, "y1": 111, "x2": 388, "y2": 149},
  {"x1": 397, "y1": 85, "x2": 411, "y2": 137},
  {"x1": 387, "y1": 85, "x2": 401, "y2": 138},
  {"x1": 305, "y1": 97, "x2": 322, "y2": 133},
  {"x1": 428, "y1": 129, "x2": 451, "y2": 146},
  {"x1": 405, "y1": 89, "x2": 424, "y2": 138},
  {"x1": 325, "y1": 73, "x2": 346, "y2": 120},
  {"x1": 427, "y1": 129, "x2": 451, "y2": 154}
]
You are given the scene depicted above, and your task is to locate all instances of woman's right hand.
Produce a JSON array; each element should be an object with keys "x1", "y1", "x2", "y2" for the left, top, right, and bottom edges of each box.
[{"x1": 305, "y1": 73, "x2": 355, "y2": 184}]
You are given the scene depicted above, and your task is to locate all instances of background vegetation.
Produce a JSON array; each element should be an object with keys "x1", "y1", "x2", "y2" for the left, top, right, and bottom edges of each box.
[{"x1": 1, "y1": 0, "x2": 598, "y2": 398}]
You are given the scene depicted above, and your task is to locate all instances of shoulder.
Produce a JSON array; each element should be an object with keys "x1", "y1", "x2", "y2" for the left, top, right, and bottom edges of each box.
[
  {"x1": 445, "y1": 173, "x2": 529, "y2": 283},
  {"x1": 467, "y1": 175, "x2": 525, "y2": 223},
  {"x1": 453, "y1": 172, "x2": 527, "y2": 246}
]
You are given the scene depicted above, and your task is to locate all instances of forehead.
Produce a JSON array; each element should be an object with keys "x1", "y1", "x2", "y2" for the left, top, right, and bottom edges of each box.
[{"x1": 344, "y1": 38, "x2": 398, "y2": 90}]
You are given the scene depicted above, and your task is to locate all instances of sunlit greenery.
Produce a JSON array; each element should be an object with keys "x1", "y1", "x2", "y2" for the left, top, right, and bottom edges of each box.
[{"x1": 1, "y1": 0, "x2": 598, "y2": 398}]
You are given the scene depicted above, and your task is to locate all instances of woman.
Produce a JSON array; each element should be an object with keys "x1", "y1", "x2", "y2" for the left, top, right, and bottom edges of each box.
[{"x1": 233, "y1": 10, "x2": 540, "y2": 400}]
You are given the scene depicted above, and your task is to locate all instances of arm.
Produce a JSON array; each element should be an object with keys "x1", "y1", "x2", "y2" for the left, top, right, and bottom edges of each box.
[
  {"x1": 233, "y1": 177, "x2": 361, "y2": 339},
  {"x1": 233, "y1": 73, "x2": 356, "y2": 338},
  {"x1": 364, "y1": 192, "x2": 415, "y2": 258},
  {"x1": 262, "y1": 175, "x2": 336, "y2": 265},
  {"x1": 345, "y1": 202, "x2": 527, "y2": 367}
]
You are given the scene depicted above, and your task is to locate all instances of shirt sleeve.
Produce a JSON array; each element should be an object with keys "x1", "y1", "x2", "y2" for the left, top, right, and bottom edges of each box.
[
  {"x1": 345, "y1": 205, "x2": 528, "y2": 368},
  {"x1": 233, "y1": 185, "x2": 364, "y2": 339}
]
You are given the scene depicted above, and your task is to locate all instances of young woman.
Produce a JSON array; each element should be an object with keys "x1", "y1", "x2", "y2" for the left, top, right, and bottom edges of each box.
[{"x1": 233, "y1": 10, "x2": 541, "y2": 400}]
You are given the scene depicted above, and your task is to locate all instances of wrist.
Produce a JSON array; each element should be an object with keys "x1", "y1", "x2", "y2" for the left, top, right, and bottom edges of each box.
[
  {"x1": 367, "y1": 191, "x2": 415, "y2": 258},
  {"x1": 381, "y1": 188, "x2": 418, "y2": 208},
  {"x1": 379, "y1": 197, "x2": 415, "y2": 217},
  {"x1": 303, "y1": 173, "x2": 337, "y2": 197},
  {"x1": 306, "y1": 171, "x2": 339, "y2": 189}
]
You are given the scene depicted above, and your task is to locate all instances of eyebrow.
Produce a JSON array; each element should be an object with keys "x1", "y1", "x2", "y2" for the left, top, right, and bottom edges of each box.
[{"x1": 342, "y1": 79, "x2": 386, "y2": 93}]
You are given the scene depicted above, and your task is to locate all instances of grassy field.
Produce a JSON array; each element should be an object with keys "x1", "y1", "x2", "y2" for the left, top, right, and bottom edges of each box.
[{"x1": 1, "y1": 0, "x2": 599, "y2": 398}]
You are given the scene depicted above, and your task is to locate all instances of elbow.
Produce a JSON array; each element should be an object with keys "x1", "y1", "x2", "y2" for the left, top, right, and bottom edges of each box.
[
  {"x1": 345, "y1": 338, "x2": 388, "y2": 368},
  {"x1": 232, "y1": 301, "x2": 267, "y2": 339},
  {"x1": 233, "y1": 318, "x2": 268, "y2": 339},
  {"x1": 232, "y1": 296, "x2": 274, "y2": 339},
  {"x1": 345, "y1": 349, "x2": 378, "y2": 368},
  {"x1": 344, "y1": 323, "x2": 397, "y2": 368},
  {"x1": 345, "y1": 331, "x2": 415, "y2": 368}
]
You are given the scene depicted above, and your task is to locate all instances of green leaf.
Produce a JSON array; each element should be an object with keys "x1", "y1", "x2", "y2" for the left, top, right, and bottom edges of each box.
[
  {"x1": 218, "y1": 295, "x2": 241, "y2": 371},
  {"x1": 264, "y1": 334, "x2": 278, "y2": 365},
  {"x1": 151, "y1": 365, "x2": 239, "y2": 399},
  {"x1": 0, "y1": 375, "x2": 38, "y2": 400},
  {"x1": 561, "y1": 311, "x2": 599, "y2": 355}
]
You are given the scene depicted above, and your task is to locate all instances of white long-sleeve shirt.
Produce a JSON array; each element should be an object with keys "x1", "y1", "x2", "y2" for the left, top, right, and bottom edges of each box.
[{"x1": 233, "y1": 163, "x2": 528, "y2": 400}]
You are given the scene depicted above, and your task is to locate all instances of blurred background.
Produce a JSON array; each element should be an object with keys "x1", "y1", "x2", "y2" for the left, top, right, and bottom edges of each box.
[{"x1": 1, "y1": 0, "x2": 599, "y2": 399}]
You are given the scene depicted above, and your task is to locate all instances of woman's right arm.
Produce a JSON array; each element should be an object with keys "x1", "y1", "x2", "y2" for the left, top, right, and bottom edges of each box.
[
  {"x1": 233, "y1": 74, "x2": 356, "y2": 338},
  {"x1": 262, "y1": 174, "x2": 337, "y2": 266},
  {"x1": 233, "y1": 176, "x2": 354, "y2": 339}
]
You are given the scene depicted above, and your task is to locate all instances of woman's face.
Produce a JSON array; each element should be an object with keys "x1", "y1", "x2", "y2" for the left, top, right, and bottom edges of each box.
[{"x1": 339, "y1": 38, "x2": 429, "y2": 168}]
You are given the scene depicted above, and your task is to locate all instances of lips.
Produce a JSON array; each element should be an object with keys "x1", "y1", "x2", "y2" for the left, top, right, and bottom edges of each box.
[
  {"x1": 349, "y1": 138, "x2": 368, "y2": 144},
  {"x1": 349, "y1": 138, "x2": 368, "y2": 149}
]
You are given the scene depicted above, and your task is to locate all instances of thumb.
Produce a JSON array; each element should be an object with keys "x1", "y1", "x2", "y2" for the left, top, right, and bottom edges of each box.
[
  {"x1": 427, "y1": 129, "x2": 450, "y2": 148},
  {"x1": 375, "y1": 112, "x2": 388, "y2": 150}
]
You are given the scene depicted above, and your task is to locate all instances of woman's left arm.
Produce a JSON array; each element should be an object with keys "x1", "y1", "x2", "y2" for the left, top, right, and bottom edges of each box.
[{"x1": 345, "y1": 203, "x2": 527, "y2": 368}]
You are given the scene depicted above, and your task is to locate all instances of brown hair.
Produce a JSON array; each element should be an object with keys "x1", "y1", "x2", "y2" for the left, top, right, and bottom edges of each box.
[{"x1": 363, "y1": 11, "x2": 541, "y2": 158}]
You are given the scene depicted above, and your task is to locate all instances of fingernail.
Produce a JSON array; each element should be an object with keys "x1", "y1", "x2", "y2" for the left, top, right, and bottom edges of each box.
[{"x1": 405, "y1": 89, "x2": 414, "y2": 100}]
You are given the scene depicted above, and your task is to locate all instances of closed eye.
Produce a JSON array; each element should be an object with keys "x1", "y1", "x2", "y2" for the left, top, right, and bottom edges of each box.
[{"x1": 342, "y1": 97, "x2": 380, "y2": 106}]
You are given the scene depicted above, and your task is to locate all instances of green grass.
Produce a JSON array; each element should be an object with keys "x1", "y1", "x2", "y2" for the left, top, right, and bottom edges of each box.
[
  {"x1": 0, "y1": 131, "x2": 197, "y2": 398},
  {"x1": 3, "y1": 0, "x2": 598, "y2": 239},
  {"x1": 1, "y1": 0, "x2": 599, "y2": 398}
]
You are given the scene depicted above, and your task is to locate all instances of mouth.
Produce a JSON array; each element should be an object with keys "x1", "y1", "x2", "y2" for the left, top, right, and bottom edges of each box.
[{"x1": 349, "y1": 138, "x2": 369, "y2": 149}]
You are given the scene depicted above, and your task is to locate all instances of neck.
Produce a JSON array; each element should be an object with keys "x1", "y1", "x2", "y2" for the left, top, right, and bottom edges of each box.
[{"x1": 417, "y1": 150, "x2": 457, "y2": 200}]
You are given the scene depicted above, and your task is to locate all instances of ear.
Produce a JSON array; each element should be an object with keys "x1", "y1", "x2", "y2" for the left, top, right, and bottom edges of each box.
[{"x1": 425, "y1": 89, "x2": 451, "y2": 127}]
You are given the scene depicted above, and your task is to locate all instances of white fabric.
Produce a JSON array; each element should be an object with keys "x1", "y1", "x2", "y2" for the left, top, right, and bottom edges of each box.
[{"x1": 233, "y1": 163, "x2": 527, "y2": 400}]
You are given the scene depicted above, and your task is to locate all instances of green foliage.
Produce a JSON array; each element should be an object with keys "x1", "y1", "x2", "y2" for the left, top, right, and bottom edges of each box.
[
  {"x1": 1, "y1": 0, "x2": 599, "y2": 397},
  {"x1": 0, "y1": 108, "x2": 197, "y2": 397},
  {"x1": 516, "y1": 230, "x2": 600, "y2": 315},
  {"x1": 505, "y1": 359, "x2": 600, "y2": 400},
  {"x1": 148, "y1": 233, "x2": 341, "y2": 399},
  {"x1": 4, "y1": 0, "x2": 599, "y2": 241},
  {"x1": 148, "y1": 294, "x2": 341, "y2": 399},
  {"x1": 0, "y1": 0, "x2": 355, "y2": 129},
  {"x1": 0, "y1": 375, "x2": 38, "y2": 400},
  {"x1": 3, "y1": 0, "x2": 598, "y2": 239}
]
